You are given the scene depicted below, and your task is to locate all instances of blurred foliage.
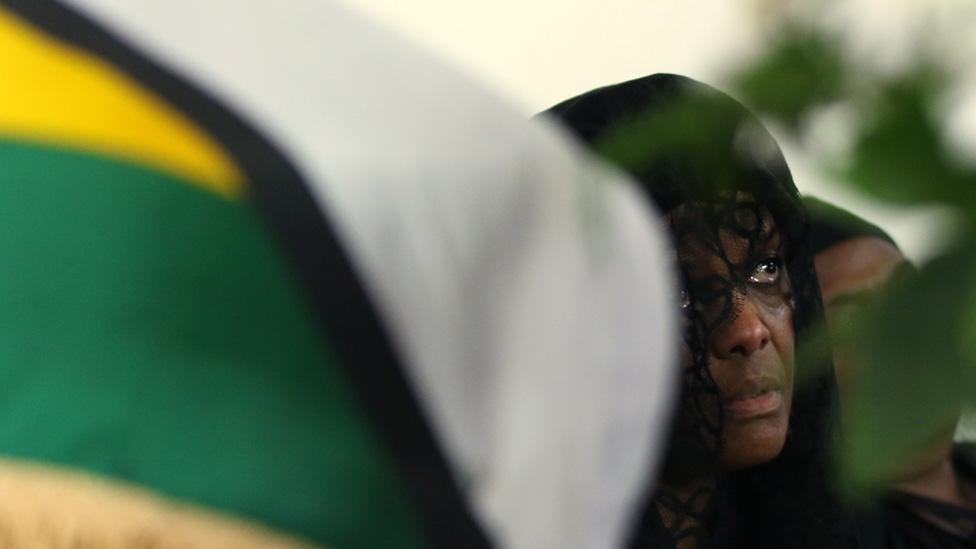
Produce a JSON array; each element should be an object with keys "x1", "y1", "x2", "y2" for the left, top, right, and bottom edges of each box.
[
  {"x1": 731, "y1": 30, "x2": 848, "y2": 130},
  {"x1": 729, "y1": 9, "x2": 976, "y2": 498},
  {"x1": 834, "y1": 250, "x2": 976, "y2": 496},
  {"x1": 847, "y1": 71, "x2": 976, "y2": 210}
]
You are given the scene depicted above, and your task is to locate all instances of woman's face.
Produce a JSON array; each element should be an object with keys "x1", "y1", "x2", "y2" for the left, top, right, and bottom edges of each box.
[
  {"x1": 814, "y1": 237, "x2": 954, "y2": 479},
  {"x1": 671, "y1": 203, "x2": 796, "y2": 471},
  {"x1": 815, "y1": 236, "x2": 904, "y2": 399}
]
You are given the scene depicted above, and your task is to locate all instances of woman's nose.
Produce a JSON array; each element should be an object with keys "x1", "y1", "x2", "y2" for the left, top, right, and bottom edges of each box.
[{"x1": 710, "y1": 296, "x2": 771, "y2": 358}]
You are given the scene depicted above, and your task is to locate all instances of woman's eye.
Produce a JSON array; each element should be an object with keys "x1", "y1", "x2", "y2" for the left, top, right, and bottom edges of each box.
[{"x1": 748, "y1": 257, "x2": 782, "y2": 286}]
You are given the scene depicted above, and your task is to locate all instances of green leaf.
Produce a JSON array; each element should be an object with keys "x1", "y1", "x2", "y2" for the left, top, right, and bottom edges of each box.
[
  {"x1": 845, "y1": 72, "x2": 976, "y2": 210},
  {"x1": 730, "y1": 29, "x2": 847, "y2": 130},
  {"x1": 836, "y1": 246, "x2": 976, "y2": 498}
]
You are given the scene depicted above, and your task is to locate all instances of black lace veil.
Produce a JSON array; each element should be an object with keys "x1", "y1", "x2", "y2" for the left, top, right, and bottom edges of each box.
[{"x1": 542, "y1": 74, "x2": 861, "y2": 548}]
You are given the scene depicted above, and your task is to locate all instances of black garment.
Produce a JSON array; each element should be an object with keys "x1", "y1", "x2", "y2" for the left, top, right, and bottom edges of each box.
[
  {"x1": 542, "y1": 74, "x2": 861, "y2": 548},
  {"x1": 804, "y1": 196, "x2": 899, "y2": 255},
  {"x1": 857, "y1": 445, "x2": 976, "y2": 549}
]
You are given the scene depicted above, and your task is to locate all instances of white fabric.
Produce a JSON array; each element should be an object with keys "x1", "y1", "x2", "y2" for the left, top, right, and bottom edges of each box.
[{"x1": 64, "y1": 2, "x2": 678, "y2": 548}]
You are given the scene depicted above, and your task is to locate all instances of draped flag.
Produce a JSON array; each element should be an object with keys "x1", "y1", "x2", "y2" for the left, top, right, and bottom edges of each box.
[{"x1": 0, "y1": 1, "x2": 676, "y2": 548}]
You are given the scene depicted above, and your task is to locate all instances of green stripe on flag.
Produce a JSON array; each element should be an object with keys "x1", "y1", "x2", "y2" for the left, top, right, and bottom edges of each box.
[{"x1": 0, "y1": 138, "x2": 429, "y2": 549}]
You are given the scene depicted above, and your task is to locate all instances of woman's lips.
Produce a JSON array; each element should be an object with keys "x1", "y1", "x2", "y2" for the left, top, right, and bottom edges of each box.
[{"x1": 723, "y1": 390, "x2": 782, "y2": 418}]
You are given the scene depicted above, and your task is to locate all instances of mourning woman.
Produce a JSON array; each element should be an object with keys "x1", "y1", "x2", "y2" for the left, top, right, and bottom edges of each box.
[{"x1": 542, "y1": 75, "x2": 861, "y2": 548}]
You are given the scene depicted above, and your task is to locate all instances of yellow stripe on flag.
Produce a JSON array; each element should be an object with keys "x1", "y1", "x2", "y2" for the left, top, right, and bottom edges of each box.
[
  {"x1": 0, "y1": 458, "x2": 321, "y2": 548},
  {"x1": 0, "y1": 8, "x2": 243, "y2": 197}
]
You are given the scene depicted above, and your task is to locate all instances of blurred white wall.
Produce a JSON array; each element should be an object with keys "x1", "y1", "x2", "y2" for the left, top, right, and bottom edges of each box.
[{"x1": 337, "y1": 0, "x2": 973, "y2": 264}]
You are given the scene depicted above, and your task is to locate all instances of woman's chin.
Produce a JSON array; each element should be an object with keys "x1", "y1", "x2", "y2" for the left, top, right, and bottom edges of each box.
[{"x1": 720, "y1": 413, "x2": 790, "y2": 470}]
